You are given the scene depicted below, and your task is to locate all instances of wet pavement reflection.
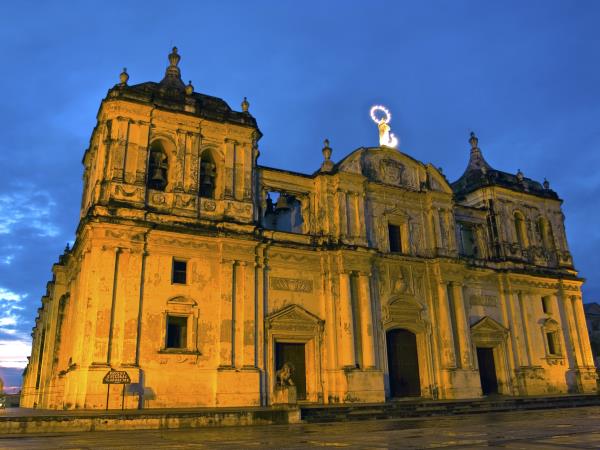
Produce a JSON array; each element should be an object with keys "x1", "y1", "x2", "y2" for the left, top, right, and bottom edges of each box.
[{"x1": 1, "y1": 406, "x2": 600, "y2": 449}]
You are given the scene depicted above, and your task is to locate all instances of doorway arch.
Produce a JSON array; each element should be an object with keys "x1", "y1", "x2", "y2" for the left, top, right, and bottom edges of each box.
[{"x1": 386, "y1": 328, "x2": 421, "y2": 397}]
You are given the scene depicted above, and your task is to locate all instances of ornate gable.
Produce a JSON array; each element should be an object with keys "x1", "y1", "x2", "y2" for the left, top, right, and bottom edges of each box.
[
  {"x1": 471, "y1": 316, "x2": 509, "y2": 345},
  {"x1": 266, "y1": 304, "x2": 324, "y2": 333},
  {"x1": 337, "y1": 147, "x2": 422, "y2": 190}
]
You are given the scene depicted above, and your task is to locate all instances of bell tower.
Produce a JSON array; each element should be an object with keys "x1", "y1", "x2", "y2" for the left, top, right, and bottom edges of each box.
[{"x1": 80, "y1": 47, "x2": 261, "y2": 225}]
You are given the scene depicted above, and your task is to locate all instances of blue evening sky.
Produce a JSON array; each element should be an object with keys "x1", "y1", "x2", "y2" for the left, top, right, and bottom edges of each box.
[{"x1": 0, "y1": 1, "x2": 599, "y2": 389}]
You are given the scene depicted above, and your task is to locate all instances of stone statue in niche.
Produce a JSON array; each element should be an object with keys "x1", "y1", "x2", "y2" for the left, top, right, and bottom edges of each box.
[
  {"x1": 273, "y1": 362, "x2": 297, "y2": 405},
  {"x1": 276, "y1": 362, "x2": 295, "y2": 387}
]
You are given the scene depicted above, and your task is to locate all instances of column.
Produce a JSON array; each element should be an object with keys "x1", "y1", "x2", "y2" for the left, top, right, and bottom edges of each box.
[
  {"x1": 219, "y1": 260, "x2": 235, "y2": 367},
  {"x1": 506, "y1": 291, "x2": 529, "y2": 366},
  {"x1": 337, "y1": 190, "x2": 348, "y2": 239},
  {"x1": 91, "y1": 246, "x2": 118, "y2": 365},
  {"x1": 338, "y1": 272, "x2": 356, "y2": 368},
  {"x1": 234, "y1": 143, "x2": 245, "y2": 200},
  {"x1": 135, "y1": 121, "x2": 150, "y2": 184},
  {"x1": 436, "y1": 281, "x2": 457, "y2": 368},
  {"x1": 124, "y1": 121, "x2": 138, "y2": 184},
  {"x1": 497, "y1": 284, "x2": 518, "y2": 387},
  {"x1": 518, "y1": 292, "x2": 534, "y2": 366},
  {"x1": 572, "y1": 296, "x2": 595, "y2": 367},
  {"x1": 433, "y1": 210, "x2": 443, "y2": 252},
  {"x1": 233, "y1": 262, "x2": 245, "y2": 368},
  {"x1": 111, "y1": 117, "x2": 129, "y2": 181},
  {"x1": 243, "y1": 262, "x2": 257, "y2": 367},
  {"x1": 358, "y1": 273, "x2": 376, "y2": 368},
  {"x1": 451, "y1": 282, "x2": 472, "y2": 369},
  {"x1": 559, "y1": 291, "x2": 582, "y2": 366},
  {"x1": 223, "y1": 139, "x2": 236, "y2": 199}
]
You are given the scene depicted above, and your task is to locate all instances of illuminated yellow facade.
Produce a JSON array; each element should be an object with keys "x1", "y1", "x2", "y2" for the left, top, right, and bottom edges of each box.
[{"x1": 21, "y1": 49, "x2": 597, "y2": 410}]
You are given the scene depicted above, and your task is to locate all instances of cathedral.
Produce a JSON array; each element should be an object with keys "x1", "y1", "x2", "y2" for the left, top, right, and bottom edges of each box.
[{"x1": 21, "y1": 48, "x2": 597, "y2": 410}]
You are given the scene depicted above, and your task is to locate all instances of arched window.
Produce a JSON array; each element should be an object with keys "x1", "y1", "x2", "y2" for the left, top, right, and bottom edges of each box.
[
  {"x1": 147, "y1": 141, "x2": 168, "y2": 191},
  {"x1": 199, "y1": 150, "x2": 217, "y2": 198},
  {"x1": 514, "y1": 211, "x2": 528, "y2": 248},
  {"x1": 537, "y1": 217, "x2": 554, "y2": 250}
]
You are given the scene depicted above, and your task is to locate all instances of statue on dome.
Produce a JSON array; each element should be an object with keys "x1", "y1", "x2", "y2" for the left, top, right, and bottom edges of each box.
[{"x1": 370, "y1": 105, "x2": 399, "y2": 148}]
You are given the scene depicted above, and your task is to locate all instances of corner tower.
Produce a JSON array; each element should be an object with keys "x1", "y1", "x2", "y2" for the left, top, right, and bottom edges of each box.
[{"x1": 81, "y1": 47, "x2": 261, "y2": 225}]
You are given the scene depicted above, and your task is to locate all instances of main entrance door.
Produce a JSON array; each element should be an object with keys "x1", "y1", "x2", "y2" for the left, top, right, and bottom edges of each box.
[
  {"x1": 275, "y1": 343, "x2": 307, "y2": 400},
  {"x1": 476, "y1": 347, "x2": 498, "y2": 395},
  {"x1": 386, "y1": 329, "x2": 421, "y2": 398}
]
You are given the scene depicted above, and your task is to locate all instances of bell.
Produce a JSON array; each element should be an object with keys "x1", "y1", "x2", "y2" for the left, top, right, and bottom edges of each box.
[
  {"x1": 151, "y1": 167, "x2": 166, "y2": 183},
  {"x1": 275, "y1": 194, "x2": 291, "y2": 212}
]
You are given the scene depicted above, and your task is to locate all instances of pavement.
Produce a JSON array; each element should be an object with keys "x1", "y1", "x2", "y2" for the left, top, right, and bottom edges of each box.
[{"x1": 1, "y1": 405, "x2": 600, "y2": 449}]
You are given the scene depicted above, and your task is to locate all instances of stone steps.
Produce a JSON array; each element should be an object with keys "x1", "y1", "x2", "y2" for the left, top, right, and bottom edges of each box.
[{"x1": 300, "y1": 394, "x2": 600, "y2": 423}]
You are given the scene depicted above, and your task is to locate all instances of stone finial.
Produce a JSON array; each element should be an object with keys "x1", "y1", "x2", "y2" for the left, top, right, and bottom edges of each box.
[
  {"x1": 543, "y1": 178, "x2": 550, "y2": 190},
  {"x1": 160, "y1": 46, "x2": 185, "y2": 91},
  {"x1": 168, "y1": 47, "x2": 181, "y2": 67},
  {"x1": 322, "y1": 139, "x2": 331, "y2": 160},
  {"x1": 241, "y1": 97, "x2": 249, "y2": 113},
  {"x1": 320, "y1": 138, "x2": 334, "y2": 172},
  {"x1": 65, "y1": 243, "x2": 70, "y2": 253},
  {"x1": 119, "y1": 67, "x2": 129, "y2": 85},
  {"x1": 465, "y1": 130, "x2": 492, "y2": 174},
  {"x1": 469, "y1": 131, "x2": 478, "y2": 149},
  {"x1": 516, "y1": 169, "x2": 524, "y2": 182},
  {"x1": 185, "y1": 80, "x2": 194, "y2": 96}
]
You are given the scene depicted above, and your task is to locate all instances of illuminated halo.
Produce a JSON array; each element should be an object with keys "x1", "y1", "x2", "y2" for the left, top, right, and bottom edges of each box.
[{"x1": 370, "y1": 105, "x2": 392, "y2": 124}]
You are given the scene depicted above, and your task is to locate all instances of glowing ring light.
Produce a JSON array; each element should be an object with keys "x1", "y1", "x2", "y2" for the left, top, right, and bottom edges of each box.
[{"x1": 370, "y1": 105, "x2": 391, "y2": 124}]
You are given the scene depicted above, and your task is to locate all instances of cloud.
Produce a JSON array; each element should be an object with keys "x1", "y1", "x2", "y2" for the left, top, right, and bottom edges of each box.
[
  {"x1": 0, "y1": 339, "x2": 31, "y2": 369},
  {"x1": 0, "y1": 287, "x2": 28, "y2": 342},
  {"x1": 0, "y1": 185, "x2": 59, "y2": 238}
]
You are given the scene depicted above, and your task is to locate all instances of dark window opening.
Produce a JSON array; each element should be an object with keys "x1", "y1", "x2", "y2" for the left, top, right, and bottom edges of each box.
[
  {"x1": 262, "y1": 191, "x2": 304, "y2": 233},
  {"x1": 388, "y1": 224, "x2": 401, "y2": 252},
  {"x1": 542, "y1": 296, "x2": 551, "y2": 314},
  {"x1": 459, "y1": 224, "x2": 477, "y2": 257},
  {"x1": 172, "y1": 259, "x2": 187, "y2": 284},
  {"x1": 166, "y1": 315, "x2": 188, "y2": 349},
  {"x1": 199, "y1": 152, "x2": 217, "y2": 198},
  {"x1": 546, "y1": 332, "x2": 557, "y2": 355},
  {"x1": 514, "y1": 212, "x2": 527, "y2": 248},
  {"x1": 35, "y1": 330, "x2": 46, "y2": 389},
  {"x1": 147, "y1": 142, "x2": 168, "y2": 191}
]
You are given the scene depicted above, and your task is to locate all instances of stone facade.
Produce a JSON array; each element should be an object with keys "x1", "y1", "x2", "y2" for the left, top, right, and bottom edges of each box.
[{"x1": 21, "y1": 49, "x2": 597, "y2": 410}]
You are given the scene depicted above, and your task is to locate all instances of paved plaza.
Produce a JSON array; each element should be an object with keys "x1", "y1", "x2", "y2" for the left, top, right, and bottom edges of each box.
[{"x1": 2, "y1": 406, "x2": 600, "y2": 449}]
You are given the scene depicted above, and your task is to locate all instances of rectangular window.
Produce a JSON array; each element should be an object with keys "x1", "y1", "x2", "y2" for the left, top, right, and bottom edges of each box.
[
  {"x1": 166, "y1": 315, "x2": 188, "y2": 349},
  {"x1": 172, "y1": 259, "x2": 187, "y2": 284},
  {"x1": 541, "y1": 296, "x2": 551, "y2": 314},
  {"x1": 546, "y1": 332, "x2": 557, "y2": 355},
  {"x1": 460, "y1": 224, "x2": 476, "y2": 257},
  {"x1": 388, "y1": 224, "x2": 401, "y2": 253}
]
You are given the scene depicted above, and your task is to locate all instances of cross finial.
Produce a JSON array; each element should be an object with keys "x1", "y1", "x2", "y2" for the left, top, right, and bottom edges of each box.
[
  {"x1": 119, "y1": 67, "x2": 129, "y2": 85},
  {"x1": 469, "y1": 131, "x2": 478, "y2": 149},
  {"x1": 168, "y1": 47, "x2": 180, "y2": 67}
]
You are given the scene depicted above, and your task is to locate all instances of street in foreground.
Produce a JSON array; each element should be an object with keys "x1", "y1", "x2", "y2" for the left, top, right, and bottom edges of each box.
[{"x1": 1, "y1": 406, "x2": 600, "y2": 449}]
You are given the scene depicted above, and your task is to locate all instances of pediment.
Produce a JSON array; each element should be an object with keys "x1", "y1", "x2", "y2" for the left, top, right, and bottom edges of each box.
[
  {"x1": 470, "y1": 316, "x2": 509, "y2": 336},
  {"x1": 425, "y1": 164, "x2": 453, "y2": 194},
  {"x1": 541, "y1": 317, "x2": 560, "y2": 330},
  {"x1": 267, "y1": 304, "x2": 324, "y2": 331},
  {"x1": 167, "y1": 295, "x2": 197, "y2": 306},
  {"x1": 337, "y1": 147, "x2": 422, "y2": 190}
]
